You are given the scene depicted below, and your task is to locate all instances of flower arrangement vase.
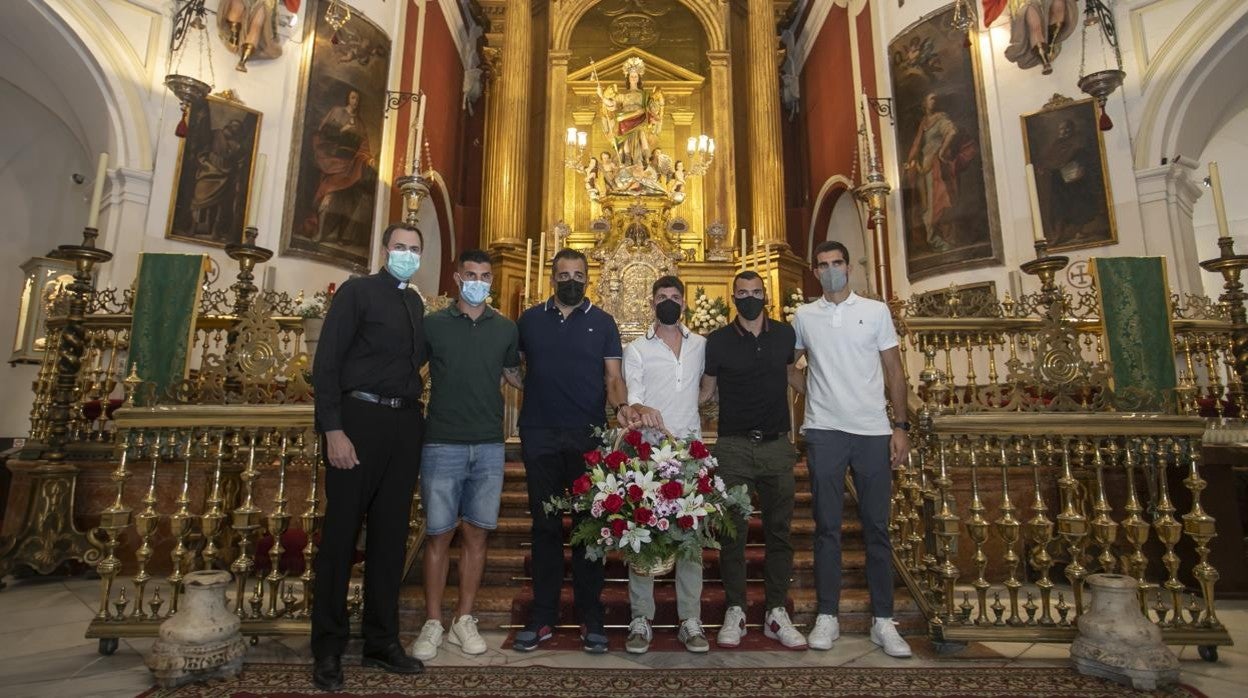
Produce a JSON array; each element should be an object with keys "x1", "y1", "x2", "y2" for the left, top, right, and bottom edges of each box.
[
  {"x1": 145, "y1": 570, "x2": 246, "y2": 688},
  {"x1": 302, "y1": 316, "x2": 324, "y2": 365}
]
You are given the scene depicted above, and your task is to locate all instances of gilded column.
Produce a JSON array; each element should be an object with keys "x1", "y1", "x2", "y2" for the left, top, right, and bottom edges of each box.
[
  {"x1": 480, "y1": 0, "x2": 533, "y2": 249},
  {"x1": 706, "y1": 50, "x2": 737, "y2": 241},
  {"x1": 543, "y1": 50, "x2": 572, "y2": 233},
  {"x1": 744, "y1": 0, "x2": 787, "y2": 249}
]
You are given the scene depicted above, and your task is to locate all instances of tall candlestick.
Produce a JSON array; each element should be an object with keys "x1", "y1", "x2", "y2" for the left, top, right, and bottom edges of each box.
[
  {"x1": 754, "y1": 231, "x2": 763, "y2": 270},
  {"x1": 739, "y1": 228, "x2": 747, "y2": 271},
  {"x1": 1209, "y1": 161, "x2": 1231, "y2": 238},
  {"x1": 523, "y1": 237, "x2": 532, "y2": 307},
  {"x1": 1025, "y1": 163, "x2": 1046, "y2": 243},
  {"x1": 246, "y1": 154, "x2": 266, "y2": 229},
  {"x1": 86, "y1": 152, "x2": 108, "y2": 229}
]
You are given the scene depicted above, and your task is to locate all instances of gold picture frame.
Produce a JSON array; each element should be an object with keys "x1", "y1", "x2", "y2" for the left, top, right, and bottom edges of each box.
[
  {"x1": 279, "y1": 0, "x2": 391, "y2": 272},
  {"x1": 1021, "y1": 94, "x2": 1118, "y2": 253},
  {"x1": 165, "y1": 93, "x2": 262, "y2": 248}
]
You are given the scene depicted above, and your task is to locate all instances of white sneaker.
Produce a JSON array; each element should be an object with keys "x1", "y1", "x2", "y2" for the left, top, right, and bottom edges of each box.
[
  {"x1": 448, "y1": 614, "x2": 487, "y2": 655},
  {"x1": 870, "y1": 617, "x2": 912, "y2": 658},
  {"x1": 716, "y1": 605, "x2": 747, "y2": 647},
  {"x1": 626, "y1": 616, "x2": 653, "y2": 654},
  {"x1": 411, "y1": 619, "x2": 444, "y2": 660},
  {"x1": 763, "y1": 607, "x2": 807, "y2": 649},
  {"x1": 808, "y1": 613, "x2": 840, "y2": 650}
]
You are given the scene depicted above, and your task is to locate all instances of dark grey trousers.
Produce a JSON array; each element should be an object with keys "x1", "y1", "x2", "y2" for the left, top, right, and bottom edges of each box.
[{"x1": 805, "y1": 429, "x2": 895, "y2": 618}]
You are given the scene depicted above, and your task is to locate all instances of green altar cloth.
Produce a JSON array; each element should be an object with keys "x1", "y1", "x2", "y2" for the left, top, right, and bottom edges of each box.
[
  {"x1": 1091, "y1": 256, "x2": 1177, "y2": 413},
  {"x1": 128, "y1": 253, "x2": 208, "y2": 404}
]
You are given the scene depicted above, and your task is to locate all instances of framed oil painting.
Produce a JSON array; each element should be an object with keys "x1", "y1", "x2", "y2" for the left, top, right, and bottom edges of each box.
[
  {"x1": 280, "y1": 0, "x2": 390, "y2": 272},
  {"x1": 1022, "y1": 95, "x2": 1117, "y2": 253},
  {"x1": 890, "y1": 4, "x2": 1003, "y2": 281},
  {"x1": 165, "y1": 94, "x2": 262, "y2": 248}
]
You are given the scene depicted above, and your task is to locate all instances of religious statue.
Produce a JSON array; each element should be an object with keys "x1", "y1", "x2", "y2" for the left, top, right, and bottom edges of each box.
[
  {"x1": 596, "y1": 56, "x2": 665, "y2": 169},
  {"x1": 217, "y1": 0, "x2": 282, "y2": 72},
  {"x1": 1003, "y1": 0, "x2": 1077, "y2": 75}
]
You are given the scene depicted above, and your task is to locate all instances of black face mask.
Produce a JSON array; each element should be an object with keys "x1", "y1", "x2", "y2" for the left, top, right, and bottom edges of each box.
[
  {"x1": 733, "y1": 296, "x2": 766, "y2": 321},
  {"x1": 655, "y1": 299, "x2": 682, "y2": 326},
  {"x1": 555, "y1": 279, "x2": 586, "y2": 307}
]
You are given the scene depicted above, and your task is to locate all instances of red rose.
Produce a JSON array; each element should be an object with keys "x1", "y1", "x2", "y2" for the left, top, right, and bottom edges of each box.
[
  {"x1": 633, "y1": 507, "x2": 653, "y2": 525},
  {"x1": 660, "y1": 481, "x2": 684, "y2": 499},
  {"x1": 627, "y1": 484, "x2": 644, "y2": 502},
  {"x1": 605, "y1": 451, "x2": 627, "y2": 470},
  {"x1": 602, "y1": 493, "x2": 624, "y2": 513},
  {"x1": 637, "y1": 442, "x2": 653, "y2": 460},
  {"x1": 572, "y1": 474, "x2": 592, "y2": 496},
  {"x1": 677, "y1": 515, "x2": 695, "y2": 530},
  {"x1": 696, "y1": 477, "x2": 713, "y2": 494},
  {"x1": 624, "y1": 429, "x2": 643, "y2": 448},
  {"x1": 611, "y1": 518, "x2": 627, "y2": 537},
  {"x1": 584, "y1": 450, "x2": 602, "y2": 466},
  {"x1": 689, "y1": 440, "x2": 710, "y2": 459}
]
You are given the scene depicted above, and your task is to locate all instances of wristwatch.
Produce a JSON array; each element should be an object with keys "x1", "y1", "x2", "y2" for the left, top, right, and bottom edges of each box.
[{"x1": 893, "y1": 421, "x2": 911, "y2": 432}]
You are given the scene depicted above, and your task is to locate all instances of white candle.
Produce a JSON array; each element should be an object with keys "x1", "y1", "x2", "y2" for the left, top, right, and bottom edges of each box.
[
  {"x1": 698, "y1": 134, "x2": 709, "y2": 152},
  {"x1": 739, "y1": 228, "x2": 747, "y2": 271},
  {"x1": 862, "y1": 94, "x2": 878, "y2": 166},
  {"x1": 567, "y1": 127, "x2": 578, "y2": 145},
  {"x1": 537, "y1": 230, "x2": 547, "y2": 290},
  {"x1": 754, "y1": 231, "x2": 764, "y2": 270},
  {"x1": 577, "y1": 131, "x2": 587, "y2": 149},
  {"x1": 247, "y1": 153, "x2": 266, "y2": 228},
  {"x1": 687, "y1": 137, "x2": 696, "y2": 154},
  {"x1": 1025, "y1": 163, "x2": 1046, "y2": 242},
  {"x1": 1210, "y1": 161, "x2": 1231, "y2": 238},
  {"x1": 411, "y1": 96, "x2": 427, "y2": 174},
  {"x1": 708, "y1": 138, "x2": 715, "y2": 154},
  {"x1": 86, "y1": 152, "x2": 108, "y2": 229},
  {"x1": 523, "y1": 237, "x2": 532, "y2": 307}
]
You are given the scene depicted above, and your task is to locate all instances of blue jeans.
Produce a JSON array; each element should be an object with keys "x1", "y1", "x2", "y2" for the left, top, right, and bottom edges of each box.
[{"x1": 420, "y1": 442, "x2": 505, "y2": 535}]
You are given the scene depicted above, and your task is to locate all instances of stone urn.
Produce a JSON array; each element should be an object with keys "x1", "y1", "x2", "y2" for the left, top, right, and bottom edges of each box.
[
  {"x1": 146, "y1": 570, "x2": 246, "y2": 688},
  {"x1": 1071, "y1": 573, "x2": 1179, "y2": 690},
  {"x1": 302, "y1": 316, "x2": 324, "y2": 365}
]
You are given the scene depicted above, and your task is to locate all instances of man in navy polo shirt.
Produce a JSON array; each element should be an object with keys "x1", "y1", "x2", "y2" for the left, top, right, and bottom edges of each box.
[{"x1": 512, "y1": 248, "x2": 638, "y2": 654}]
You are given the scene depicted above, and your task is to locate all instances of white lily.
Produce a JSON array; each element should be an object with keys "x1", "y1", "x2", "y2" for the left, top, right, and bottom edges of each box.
[
  {"x1": 649, "y1": 442, "x2": 677, "y2": 464},
  {"x1": 619, "y1": 524, "x2": 652, "y2": 553}
]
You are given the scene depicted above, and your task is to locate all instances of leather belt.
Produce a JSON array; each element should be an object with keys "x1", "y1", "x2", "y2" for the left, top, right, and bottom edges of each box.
[
  {"x1": 724, "y1": 430, "x2": 787, "y2": 444},
  {"x1": 349, "y1": 390, "x2": 413, "y2": 409}
]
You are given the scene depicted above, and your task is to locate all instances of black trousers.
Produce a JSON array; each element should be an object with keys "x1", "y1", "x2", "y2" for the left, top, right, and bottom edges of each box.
[
  {"x1": 311, "y1": 398, "x2": 423, "y2": 659},
  {"x1": 519, "y1": 426, "x2": 604, "y2": 629}
]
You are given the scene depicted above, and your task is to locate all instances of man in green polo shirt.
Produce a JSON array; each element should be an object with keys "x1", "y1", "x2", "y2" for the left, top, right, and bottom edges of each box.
[{"x1": 410, "y1": 249, "x2": 522, "y2": 662}]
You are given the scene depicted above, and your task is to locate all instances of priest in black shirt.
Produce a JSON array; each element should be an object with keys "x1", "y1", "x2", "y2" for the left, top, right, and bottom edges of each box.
[{"x1": 311, "y1": 222, "x2": 428, "y2": 690}]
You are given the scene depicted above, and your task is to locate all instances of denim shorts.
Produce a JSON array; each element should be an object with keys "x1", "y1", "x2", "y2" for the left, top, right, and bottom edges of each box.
[{"x1": 420, "y1": 442, "x2": 506, "y2": 535}]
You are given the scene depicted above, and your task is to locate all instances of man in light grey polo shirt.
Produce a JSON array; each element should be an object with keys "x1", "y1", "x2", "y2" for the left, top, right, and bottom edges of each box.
[
  {"x1": 621, "y1": 275, "x2": 710, "y2": 654},
  {"x1": 790, "y1": 240, "x2": 912, "y2": 658}
]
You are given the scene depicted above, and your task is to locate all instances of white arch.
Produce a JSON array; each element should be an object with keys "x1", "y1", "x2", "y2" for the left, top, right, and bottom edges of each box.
[
  {"x1": 1131, "y1": 2, "x2": 1248, "y2": 170},
  {"x1": 806, "y1": 175, "x2": 857, "y2": 261}
]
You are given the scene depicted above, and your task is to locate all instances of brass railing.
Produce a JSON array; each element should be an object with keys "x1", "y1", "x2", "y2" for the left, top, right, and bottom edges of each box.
[
  {"x1": 82, "y1": 404, "x2": 427, "y2": 654},
  {"x1": 889, "y1": 240, "x2": 1248, "y2": 652}
]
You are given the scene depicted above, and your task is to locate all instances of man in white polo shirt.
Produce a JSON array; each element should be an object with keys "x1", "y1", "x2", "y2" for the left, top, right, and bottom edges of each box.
[
  {"x1": 790, "y1": 240, "x2": 912, "y2": 658},
  {"x1": 621, "y1": 275, "x2": 710, "y2": 654}
]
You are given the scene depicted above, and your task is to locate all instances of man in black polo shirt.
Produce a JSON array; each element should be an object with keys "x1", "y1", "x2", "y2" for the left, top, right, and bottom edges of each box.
[
  {"x1": 700, "y1": 270, "x2": 806, "y2": 650},
  {"x1": 513, "y1": 248, "x2": 638, "y2": 654},
  {"x1": 311, "y1": 223, "x2": 428, "y2": 690},
  {"x1": 411, "y1": 249, "x2": 521, "y2": 662}
]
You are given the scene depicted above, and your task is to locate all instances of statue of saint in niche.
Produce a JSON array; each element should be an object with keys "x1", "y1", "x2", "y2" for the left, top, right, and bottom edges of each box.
[{"x1": 596, "y1": 57, "x2": 665, "y2": 170}]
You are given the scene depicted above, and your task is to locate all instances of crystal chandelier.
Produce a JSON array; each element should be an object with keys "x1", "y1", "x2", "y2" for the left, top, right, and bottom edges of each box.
[
  {"x1": 684, "y1": 135, "x2": 715, "y2": 176},
  {"x1": 164, "y1": 0, "x2": 214, "y2": 138},
  {"x1": 1078, "y1": 0, "x2": 1125, "y2": 131}
]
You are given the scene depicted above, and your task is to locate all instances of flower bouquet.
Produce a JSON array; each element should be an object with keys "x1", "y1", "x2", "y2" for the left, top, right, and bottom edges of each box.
[
  {"x1": 684, "y1": 287, "x2": 730, "y2": 335},
  {"x1": 545, "y1": 428, "x2": 753, "y2": 576}
]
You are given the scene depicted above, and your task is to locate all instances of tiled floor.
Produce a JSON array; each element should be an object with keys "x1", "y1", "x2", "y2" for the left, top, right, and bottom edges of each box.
[{"x1": 0, "y1": 576, "x2": 1244, "y2": 697}]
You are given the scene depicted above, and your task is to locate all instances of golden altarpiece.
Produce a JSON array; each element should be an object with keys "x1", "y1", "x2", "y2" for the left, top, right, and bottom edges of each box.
[{"x1": 2, "y1": 0, "x2": 1246, "y2": 665}]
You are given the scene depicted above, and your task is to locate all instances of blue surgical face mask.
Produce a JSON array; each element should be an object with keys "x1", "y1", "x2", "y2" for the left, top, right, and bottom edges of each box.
[
  {"x1": 387, "y1": 249, "x2": 420, "y2": 280},
  {"x1": 819, "y1": 265, "x2": 848, "y2": 293},
  {"x1": 460, "y1": 279, "x2": 490, "y2": 306}
]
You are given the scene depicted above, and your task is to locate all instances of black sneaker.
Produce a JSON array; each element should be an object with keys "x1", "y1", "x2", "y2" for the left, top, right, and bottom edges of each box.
[
  {"x1": 512, "y1": 623, "x2": 553, "y2": 651},
  {"x1": 581, "y1": 625, "x2": 609, "y2": 654}
]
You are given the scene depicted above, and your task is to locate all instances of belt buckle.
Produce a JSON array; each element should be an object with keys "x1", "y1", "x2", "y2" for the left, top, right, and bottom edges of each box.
[
  {"x1": 386, "y1": 397, "x2": 402, "y2": 408},
  {"x1": 747, "y1": 429, "x2": 763, "y2": 443}
]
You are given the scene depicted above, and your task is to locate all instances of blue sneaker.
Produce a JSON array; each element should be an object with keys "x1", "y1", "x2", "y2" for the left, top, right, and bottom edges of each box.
[
  {"x1": 512, "y1": 623, "x2": 553, "y2": 652},
  {"x1": 581, "y1": 625, "x2": 609, "y2": 654}
]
